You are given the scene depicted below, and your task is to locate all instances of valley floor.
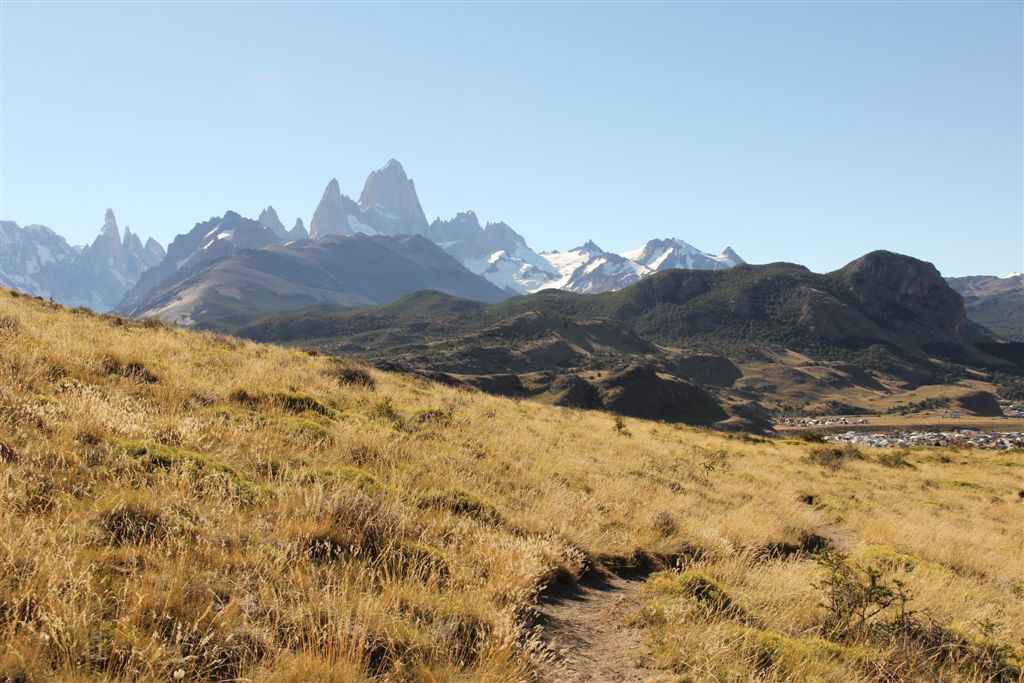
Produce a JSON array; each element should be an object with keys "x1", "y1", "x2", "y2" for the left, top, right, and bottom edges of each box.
[{"x1": 0, "y1": 290, "x2": 1021, "y2": 682}]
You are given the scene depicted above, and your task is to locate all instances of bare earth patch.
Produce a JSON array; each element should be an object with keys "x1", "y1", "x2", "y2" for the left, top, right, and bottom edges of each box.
[{"x1": 533, "y1": 567, "x2": 674, "y2": 683}]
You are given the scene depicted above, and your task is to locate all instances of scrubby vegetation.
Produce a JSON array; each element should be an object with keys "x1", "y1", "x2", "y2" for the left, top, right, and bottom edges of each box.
[
  {"x1": 808, "y1": 443, "x2": 866, "y2": 470},
  {"x1": 0, "y1": 291, "x2": 1021, "y2": 681}
]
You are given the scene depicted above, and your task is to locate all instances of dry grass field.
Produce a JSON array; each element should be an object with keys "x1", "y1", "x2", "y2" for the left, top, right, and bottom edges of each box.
[{"x1": 0, "y1": 289, "x2": 1021, "y2": 682}]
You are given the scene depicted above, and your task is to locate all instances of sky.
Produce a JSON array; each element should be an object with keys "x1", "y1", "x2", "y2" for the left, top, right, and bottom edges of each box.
[{"x1": 1, "y1": 1, "x2": 1021, "y2": 277}]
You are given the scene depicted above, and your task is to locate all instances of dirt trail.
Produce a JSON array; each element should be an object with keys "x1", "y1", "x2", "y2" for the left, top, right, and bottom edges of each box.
[
  {"x1": 532, "y1": 566, "x2": 675, "y2": 683},
  {"x1": 531, "y1": 514, "x2": 856, "y2": 682}
]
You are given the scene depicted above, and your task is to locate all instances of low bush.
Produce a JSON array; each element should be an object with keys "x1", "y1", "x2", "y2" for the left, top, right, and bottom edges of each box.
[
  {"x1": 300, "y1": 491, "x2": 401, "y2": 563},
  {"x1": 651, "y1": 510, "x2": 678, "y2": 537},
  {"x1": 273, "y1": 391, "x2": 334, "y2": 417},
  {"x1": 95, "y1": 498, "x2": 168, "y2": 545},
  {"x1": 807, "y1": 444, "x2": 864, "y2": 470},
  {"x1": 648, "y1": 571, "x2": 745, "y2": 620},
  {"x1": 115, "y1": 441, "x2": 256, "y2": 501},
  {"x1": 369, "y1": 397, "x2": 404, "y2": 429},
  {"x1": 274, "y1": 416, "x2": 334, "y2": 444},
  {"x1": 878, "y1": 448, "x2": 914, "y2": 469},
  {"x1": 0, "y1": 315, "x2": 20, "y2": 335},
  {"x1": 417, "y1": 488, "x2": 503, "y2": 525},
  {"x1": 794, "y1": 429, "x2": 826, "y2": 443},
  {"x1": 298, "y1": 465, "x2": 381, "y2": 493},
  {"x1": 324, "y1": 360, "x2": 376, "y2": 389},
  {"x1": 100, "y1": 354, "x2": 159, "y2": 383}
]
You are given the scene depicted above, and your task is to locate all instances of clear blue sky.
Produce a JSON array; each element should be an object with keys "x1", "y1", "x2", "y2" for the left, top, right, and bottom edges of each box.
[{"x1": 1, "y1": 1, "x2": 1021, "y2": 277}]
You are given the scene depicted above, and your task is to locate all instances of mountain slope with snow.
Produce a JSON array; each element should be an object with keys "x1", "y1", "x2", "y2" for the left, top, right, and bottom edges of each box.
[
  {"x1": 1, "y1": 210, "x2": 164, "y2": 311},
  {"x1": 301, "y1": 161, "x2": 745, "y2": 294},
  {"x1": 424, "y1": 212, "x2": 560, "y2": 293},
  {"x1": 5, "y1": 160, "x2": 749, "y2": 316},
  {"x1": 117, "y1": 211, "x2": 279, "y2": 314},
  {"x1": 624, "y1": 238, "x2": 743, "y2": 272}
]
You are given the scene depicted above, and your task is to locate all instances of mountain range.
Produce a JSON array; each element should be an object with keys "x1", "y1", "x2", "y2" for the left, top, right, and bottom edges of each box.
[
  {"x1": 298, "y1": 159, "x2": 743, "y2": 295},
  {"x1": 1, "y1": 160, "x2": 1018, "y2": 350},
  {"x1": 0, "y1": 210, "x2": 164, "y2": 311},
  {"x1": 2, "y1": 160, "x2": 745, "y2": 321}
]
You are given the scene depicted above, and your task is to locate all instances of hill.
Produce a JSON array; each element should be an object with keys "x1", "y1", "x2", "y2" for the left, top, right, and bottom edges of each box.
[
  {"x1": 236, "y1": 251, "x2": 1022, "y2": 418},
  {"x1": 1, "y1": 289, "x2": 1021, "y2": 681},
  {"x1": 947, "y1": 274, "x2": 1024, "y2": 342}
]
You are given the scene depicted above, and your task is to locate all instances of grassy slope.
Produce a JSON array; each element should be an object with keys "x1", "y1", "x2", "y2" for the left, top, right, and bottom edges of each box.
[{"x1": 0, "y1": 289, "x2": 1021, "y2": 682}]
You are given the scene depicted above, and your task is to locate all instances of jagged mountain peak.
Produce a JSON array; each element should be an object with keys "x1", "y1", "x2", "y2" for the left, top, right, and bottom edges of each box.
[
  {"x1": 310, "y1": 178, "x2": 354, "y2": 240},
  {"x1": 358, "y1": 159, "x2": 428, "y2": 232},
  {"x1": 289, "y1": 217, "x2": 308, "y2": 241},
  {"x1": 482, "y1": 221, "x2": 521, "y2": 241},
  {"x1": 621, "y1": 237, "x2": 742, "y2": 275},
  {"x1": 258, "y1": 206, "x2": 287, "y2": 238},
  {"x1": 578, "y1": 240, "x2": 605, "y2": 253},
  {"x1": 144, "y1": 237, "x2": 165, "y2": 259},
  {"x1": 2, "y1": 209, "x2": 165, "y2": 312},
  {"x1": 100, "y1": 208, "x2": 121, "y2": 243},
  {"x1": 380, "y1": 158, "x2": 408, "y2": 176},
  {"x1": 323, "y1": 178, "x2": 341, "y2": 198}
]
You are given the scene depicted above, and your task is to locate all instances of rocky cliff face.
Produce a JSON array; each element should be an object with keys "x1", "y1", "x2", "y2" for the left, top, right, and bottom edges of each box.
[
  {"x1": 310, "y1": 179, "x2": 360, "y2": 239},
  {"x1": 542, "y1": 239, "x2": 743, "y2": 295},
  {"x1": 832, "y1": 251, "x2": 974, "y2": 345},
  {"x1": 309, "y1": 161, "x2": 430, "y2": 240},
  {"x1": 6, "y1": 159, "x2": 751, "y2": 315},
  {"x1": 357, "y1": 159, "x2": 428, "y2": 234},
  {"x1": 624, "y1": 238, "x2": 743, "y2": 272},
  {"x1": 258, "y1": 206, "x2": 288, "y2": 239},
  {"x1": 288, "y1": 218, "x2": 309, "y2": 241}
]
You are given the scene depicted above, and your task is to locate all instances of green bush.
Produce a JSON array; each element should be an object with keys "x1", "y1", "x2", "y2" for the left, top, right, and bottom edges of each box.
[
  {"x1": 95, "y1": 498, "x2": 167, "y2": 545},
  {"x1": 324, "y1": 360, "x2": 376, "y2": 389},
  {"x1": 417, "y1": 489, "x2": 502, "y2": 525},
  {"x1": 808, "y1": 444, "x2": 864, "y2": 470},
  {"x1": 115, "y1": 441, "x2": 255, "y2": 501},
  {"x1": 795, "y1": 429, "x2": 826, "y2": 443},
  {"x1": 649, "y1": 571, "x2": 744, "y2": 619},
  {"x1": 272, "y1": 391, "x2": 333, "y2": 417},
  {"x1": 298, "y1": 465, "x2": 381, "y2": 493},
  {"x1": 878, "y1": 449, "x2": 914, "y2": 469},
  {"x1": 100, "y1": 354, "x2": 158, "y2": 383}
]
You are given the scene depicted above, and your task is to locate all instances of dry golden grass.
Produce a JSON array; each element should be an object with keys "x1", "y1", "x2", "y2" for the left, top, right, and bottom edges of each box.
[{"x1": 0, "y1": 290, "x2": 1021, "y2": 682}]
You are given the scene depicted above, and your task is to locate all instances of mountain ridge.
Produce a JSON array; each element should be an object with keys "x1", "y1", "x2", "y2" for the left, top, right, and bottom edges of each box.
[
  {"x1": 234, "y1": 249, "x2": 1022, "y2": 421},
  {"x1": 121, "y1": 232, "x2": 509, "y2": 325},
  {"x1": 0, "y1": 210, "x2": 164, "y2": 311}
]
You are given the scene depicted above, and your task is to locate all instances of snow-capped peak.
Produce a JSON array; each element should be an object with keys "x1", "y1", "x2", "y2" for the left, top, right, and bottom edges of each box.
[{"x1": 622, "y1": 237, "x2": 743, "y2": 273}]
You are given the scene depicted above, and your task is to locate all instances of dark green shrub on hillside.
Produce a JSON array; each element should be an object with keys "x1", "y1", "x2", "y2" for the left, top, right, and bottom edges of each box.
[
  {"x1": 417, "y1": 489, "x2": 502, "y2": 525},
  {"x1": 807, "y1": 444, "x2": 864, "y2": 470}
]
